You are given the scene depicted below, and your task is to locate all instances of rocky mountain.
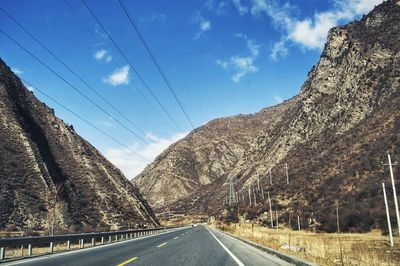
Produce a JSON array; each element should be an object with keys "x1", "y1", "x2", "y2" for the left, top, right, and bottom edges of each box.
[
  {"x1": 134, "y1": 0, "x2": 400, "y2": 232},
  {"x1": 0, "y1": 58, "x2": 158, "y2": 232}
]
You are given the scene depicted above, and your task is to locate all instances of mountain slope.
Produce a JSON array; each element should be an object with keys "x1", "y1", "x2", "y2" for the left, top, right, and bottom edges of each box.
[
  {"x1": 0, "y1": 59, "x2": 158, "y2": 231},
  {"x1": 134, "y1": 0, "x2": 400, "y2": 232}
]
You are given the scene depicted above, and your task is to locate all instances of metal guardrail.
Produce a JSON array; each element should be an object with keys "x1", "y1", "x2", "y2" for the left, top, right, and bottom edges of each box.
[{"x1": 0, "y1": 226, "x2": 173, "y2": 260}]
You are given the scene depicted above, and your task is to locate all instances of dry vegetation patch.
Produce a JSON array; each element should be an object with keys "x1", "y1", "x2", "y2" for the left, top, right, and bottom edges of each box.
[{"x1": 215, "y1": 223, "x2": 400, "y2": 266}]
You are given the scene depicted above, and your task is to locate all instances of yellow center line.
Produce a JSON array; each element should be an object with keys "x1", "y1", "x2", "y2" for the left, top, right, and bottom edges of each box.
[
  {"x1": 173, "y1": 236, "x2": 179, "y2": 239},
  {"x1": 157, "y1": 242, "x2": 167, "y2": 248},
  {"x1": 116, "y1": 256, "x2": 138, "y2": 266}
]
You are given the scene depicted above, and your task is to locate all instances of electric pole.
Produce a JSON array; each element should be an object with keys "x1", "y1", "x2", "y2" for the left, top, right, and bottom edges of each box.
[
  {"x1": 297, "y1": 211, "x2": 301, "y2": 231},
  {"x1": 383, "y1": 183, "x2": 394, "y2": 247},
  {"x1": 276, "y1": 210, "x2": 279, "y2": 229},
  {"x1": 228, "y1": 178, "x2": 236, "y2": 205},
  {"x1": 249, "y1": 186, "x2": 252, "y2": 206},
  {"x1": 336, "y1": 200, "x2": 344, "y2": 263},
  {"x1": 268, "y1": 191, "x2": 273, "y2": 228},
  {"x1": 285, "y1": 163, "x2": 289, "y2": 185},
  {"x1": 269, "y1": 168, "x2": 272, "y2": 185},
  {"x1": 387, "y1": 152, "x2": 400, "y2": 236},
  {"x1": 253, "y1": 188, "x2": 257, "y2": 205}
]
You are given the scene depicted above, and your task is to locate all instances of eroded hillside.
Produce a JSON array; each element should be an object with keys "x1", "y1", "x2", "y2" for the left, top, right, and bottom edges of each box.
[{"x1": 134, "y1": 0, "x2": 400, "y2": 232}]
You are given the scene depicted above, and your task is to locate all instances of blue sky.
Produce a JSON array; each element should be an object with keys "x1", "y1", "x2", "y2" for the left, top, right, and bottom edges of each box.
[{"x1": 0, "y1": 0, "x2": 382, "y2": 178}]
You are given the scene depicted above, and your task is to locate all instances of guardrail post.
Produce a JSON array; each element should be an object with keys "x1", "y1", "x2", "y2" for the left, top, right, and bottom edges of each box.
[
  {"x1": 109, "y1": 236, "x2": 112, "y2": 243},
  {"x1": 125, "y1": 233, "x2": 128, "y2": 239},
  {"x1": 130, "y1": 233, "x2": 133, "y2": 238},
  {"x1": 91, "y1": 238, "x2": 95, "y2": 247},
  {"x1": 115, "y1": 235, "x2": 118, "y2": 242},
  {"x1": 67, "y1": 240, "x2": 71, "y2": 250},
  {"x1": 79, "y1": 239, "x2": 84, "y2": 248},
  {"x1": 120, "y1": 234, "x2": 123, "y2": 240},
  {"x1": 0, "y1": 247, "x2": 5, "y2": 260},
  {"x1": 101, "y1": 237, "x2": 104, "y2": 244},
  {"x1": 49, "y1": 242, "x2": 54, "y2": 253},
  {"x1": 28, "y1": 244, "x2": 32, "y2": 256}
]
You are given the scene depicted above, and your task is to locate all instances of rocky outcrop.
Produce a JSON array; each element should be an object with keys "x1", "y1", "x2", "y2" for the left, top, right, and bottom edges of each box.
[
  {"x1": 134, "y1": 0, "x2": 400, "y2": 232},
  {"x1": 0, "y1": 59, "x2": 158, "y2": 231}
]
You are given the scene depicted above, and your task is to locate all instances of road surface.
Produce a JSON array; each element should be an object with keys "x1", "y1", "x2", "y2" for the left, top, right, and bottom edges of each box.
[{"x1": 4, "y1": 226, "x2": 293, "y2": 266}]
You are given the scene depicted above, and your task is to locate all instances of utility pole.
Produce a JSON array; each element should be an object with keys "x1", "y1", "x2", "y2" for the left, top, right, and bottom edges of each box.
[
  {"x1": 387, "y1": 152, "x2": 400, "y2": 236},
  {"x1": 249, "y1": 186, "x2": 252, "y2": 206},
  {"x1": 285, "y1": 163, "x2": 289, "y2": 185},
  {"x1": 297, "y1": 212, "x2": 301, "y2": 231},
  {"x1": 268, "y1": 191, "x2": 273, "y2": 228},
  {"x1": 269, "y1": 168, "x2": 272, "y2": 185},
  {"x1": 288, "y1": 211, "x2": 292, "y2": 253},
  {"x1": 336, "y1": 201, "x2": 344, "y2": 263},
  {"x1": 228, "y1": 178, "x2": 236, "y2": 205},
  {"x1": 383, "y1": 183, "x2": 394, "y2": 247},
  {"x1": 253, "y1": 188, "x2": 257, "y2": 205}
]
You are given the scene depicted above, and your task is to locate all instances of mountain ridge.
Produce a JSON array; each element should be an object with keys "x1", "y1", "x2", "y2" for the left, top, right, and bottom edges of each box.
[
  {"x1": 0, "y1": 58, "x2": 158, "y2": 231},
  {"x1": 134, "y1": 0, "x2": 400, "y2": 232}
]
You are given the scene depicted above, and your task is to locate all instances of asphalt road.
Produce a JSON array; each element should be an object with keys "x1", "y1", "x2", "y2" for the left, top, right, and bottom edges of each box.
[{"x1": 4, "y1": 226, "x2": 293, "y2": 266}]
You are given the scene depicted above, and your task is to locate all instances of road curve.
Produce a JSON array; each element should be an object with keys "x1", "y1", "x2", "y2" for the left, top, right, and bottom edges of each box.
[{"x1": 3, "y1": 226, "x2": 293, "y2": 266}]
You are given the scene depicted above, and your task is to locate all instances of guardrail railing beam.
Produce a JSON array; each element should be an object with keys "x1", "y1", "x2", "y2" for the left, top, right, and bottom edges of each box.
[
  {"x1": 0, "y1": 226, "x2": 180, "y2": 261},
  {"x1": 0, "y1": 247, "x2": 5, "y2": 260}
]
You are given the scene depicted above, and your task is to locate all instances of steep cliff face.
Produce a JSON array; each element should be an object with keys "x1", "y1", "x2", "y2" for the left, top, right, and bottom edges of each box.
[
  {"x1": 0, "y1": 59, "x2": 158, "y2": 231},
  {"x1": 134, "y1": 0, "x2": 400, "y2": 231}
]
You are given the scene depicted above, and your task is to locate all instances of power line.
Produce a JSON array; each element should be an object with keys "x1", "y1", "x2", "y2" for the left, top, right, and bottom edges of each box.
[
  {"x1": 0, "y1": 27, "x2": 148, "y2": 144},
  {"x1": 63, "y1": 0, "x2": 105, "y2": 47},
  {"x1": 62, "y1": 0, "x2": 176, "y2": 133},
  {"x1": 117, "y1": 0, "x2": 194, "y2": 129},
  {"x1": 0, "y1": 7, "x2": 148, "y2": 140},
  {"x1": 81, "y1": 0, "x2": 184, "y2": 132},
  {"x1": 21, "y1": 78, "x2": 146, "y2": 160}
]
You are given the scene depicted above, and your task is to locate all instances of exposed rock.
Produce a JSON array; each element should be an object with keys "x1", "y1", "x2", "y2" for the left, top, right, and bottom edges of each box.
[
  {"x1": 134, "y1": 0, "x2": 400, "y2": 232},
  {"x1": 0, "y1": 58, "x2": 158, "y2": 231}
]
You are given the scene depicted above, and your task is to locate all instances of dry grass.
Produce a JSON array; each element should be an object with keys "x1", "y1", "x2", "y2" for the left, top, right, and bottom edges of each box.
[{"x1": 215, "y1": 223, "x2": 400, "y2": 266}]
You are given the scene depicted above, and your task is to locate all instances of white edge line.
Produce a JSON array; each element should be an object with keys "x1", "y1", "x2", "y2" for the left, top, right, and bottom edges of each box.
[
  {"x1": 5, "y1": 227, "x2": 190, "y2": 266},
  {"x1": 206, "y1": 226, "x2": 245, "y2": 266}
]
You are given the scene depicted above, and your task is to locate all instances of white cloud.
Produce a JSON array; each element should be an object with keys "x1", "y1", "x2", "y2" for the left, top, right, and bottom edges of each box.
[
  {"x1": 94, "y1": 49, "x2": 112, "y2": 62},
  {"x1": 94, "y1": 25, "x2": 108, "y2": 40},
  {"x1": 249, "y1": 0, "x2": 383, "y2": 55},
  {"x1": 141, "y1": 13, "x2": 166, "y2": 22},
  {"x1": 270, "y1": 39, "x2": 288, "y2": 60},
  {"x1": 104, "y1": 132, "x2": 188, "y2": 179},
  {"x1": 274, "y1": 95, "x2": 283, "y2": 103},
  {"x1": 11, "y1": 67, "x2": 23, "y2": 75},
  {"x1": 103, "y1": 65, "x2": 130, "y2": 86},
  {"x1": 205, "y1": 0, "x2": 229, "y2": 15},
  {"x1": 26, "y1": 86, "x2": 35, "y2": 92},
  {"x1": 216, "y1": 34, "x2": 260, "y2": 82},
  {"x1": 232, "y1": 0, "x2": 249, "y2": 15},
  {"x1": 194, "y1": 12, "x2": 211, "y2": 39},
  {"x1": 100, "y1": 116, "x2": 115, "y2": 128}
]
